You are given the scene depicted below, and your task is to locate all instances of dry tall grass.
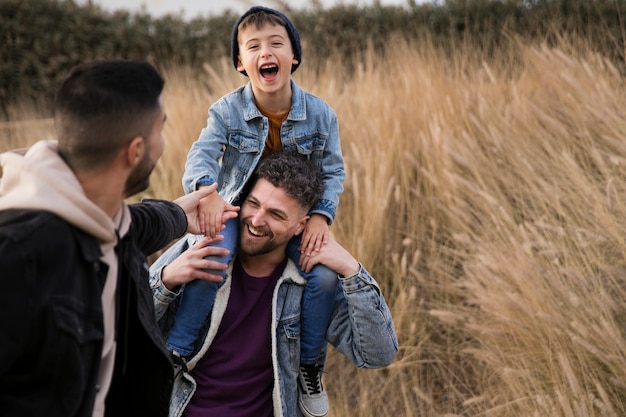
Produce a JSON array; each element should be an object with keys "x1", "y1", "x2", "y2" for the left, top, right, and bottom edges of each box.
[{"x1": 2, "y1": 34, "x2": 626, "y2": 417}]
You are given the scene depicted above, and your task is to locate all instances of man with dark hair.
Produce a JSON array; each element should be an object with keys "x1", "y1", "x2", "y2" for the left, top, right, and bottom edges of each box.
[
  {"x1": 150, "y1": 152, "x2": 399, "y2": 417},
  {"x1": 0, "y1": 60, "x2": 228, "y2": 417}
]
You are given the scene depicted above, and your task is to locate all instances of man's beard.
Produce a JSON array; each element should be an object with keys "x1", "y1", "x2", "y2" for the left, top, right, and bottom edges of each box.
[
  {"x1": 124, "y1": 151, "x2": 155, "y2": 197},
  {"x1": 238, "y1": 222, "x2": 279, "y2": 257}
]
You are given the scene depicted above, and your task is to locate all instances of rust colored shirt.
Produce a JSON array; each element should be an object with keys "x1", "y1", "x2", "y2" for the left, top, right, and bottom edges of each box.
[{"x1": 257, "y1": 102, "x2": 289, "y2": 158}]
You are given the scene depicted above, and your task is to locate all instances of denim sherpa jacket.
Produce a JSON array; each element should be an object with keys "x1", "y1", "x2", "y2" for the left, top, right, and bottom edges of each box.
[
  {"x1": 150, "y1": 252, "x2": 398, "y2": 417},
  {"x1": 182, "y1": 80, "x2": 345, "y2": 224}
]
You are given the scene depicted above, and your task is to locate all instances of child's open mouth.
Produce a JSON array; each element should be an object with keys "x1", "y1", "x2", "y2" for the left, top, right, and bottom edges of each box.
[{"x1": 260, "y1": 64, "x2": 278, "y2": 78}]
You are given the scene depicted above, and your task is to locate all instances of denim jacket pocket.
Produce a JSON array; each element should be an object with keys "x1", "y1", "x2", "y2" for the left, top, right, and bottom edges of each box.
[
  {"x1": 277, "y1": 315, "x2": 301, "y2": 370},
  {"x1": 226, "y1": 132, "x2": 262, "y2": 154},
  {"x1": 222, "y1": 133, "x2": 262, "y2": 191},
  {"x1": 288, "y1": 136, "x2": 327, "y2": 161}
]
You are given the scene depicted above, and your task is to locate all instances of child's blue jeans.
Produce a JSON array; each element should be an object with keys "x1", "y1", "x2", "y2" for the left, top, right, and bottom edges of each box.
[{"x1": 164, "y1": 217, "x2": 338, "y2": 364}]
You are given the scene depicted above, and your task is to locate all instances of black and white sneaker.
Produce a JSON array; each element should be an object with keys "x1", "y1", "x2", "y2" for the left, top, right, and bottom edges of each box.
[{"x1": 297, "y1": 364, "x2": 328, "y2": 417}]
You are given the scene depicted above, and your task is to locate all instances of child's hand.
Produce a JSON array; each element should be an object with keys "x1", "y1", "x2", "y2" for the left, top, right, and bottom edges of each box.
[
  {"x1": 299, "y1": 238, "x2": 360, "y2": 276},
  {"x1": 197, "y1": 187, "x2": 239, "y2": 238},
  {"x1": 173, "y1": 183, "x2": 219, "y2": 235},
  {"x1": 300, "y1": 214, "x2": 329, "y2": 256}
]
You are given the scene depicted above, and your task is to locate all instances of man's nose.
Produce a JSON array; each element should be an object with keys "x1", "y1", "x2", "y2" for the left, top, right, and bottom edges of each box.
[{"x1": 249, "y1": 209, "x2": 266, "y2": 225}]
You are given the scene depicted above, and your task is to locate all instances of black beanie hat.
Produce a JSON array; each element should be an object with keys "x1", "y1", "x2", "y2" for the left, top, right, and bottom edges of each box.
[{"x1": 231, "y1": 6, "x2": 302, "y2": 76}]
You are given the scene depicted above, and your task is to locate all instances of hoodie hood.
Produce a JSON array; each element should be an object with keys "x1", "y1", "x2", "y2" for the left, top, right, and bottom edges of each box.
[{"x1": 0, "y1": 140, "x2": 118, "y2": 243}]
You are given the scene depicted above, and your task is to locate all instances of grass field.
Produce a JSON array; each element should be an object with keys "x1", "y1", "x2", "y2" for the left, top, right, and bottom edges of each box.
[{"x1": 2, "y1": 34, "x2": 626, "y2": 416}]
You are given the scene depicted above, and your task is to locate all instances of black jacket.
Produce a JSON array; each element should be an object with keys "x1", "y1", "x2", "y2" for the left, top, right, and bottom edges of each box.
[{"x1": 0, "y1": 199, "x2": 187, "y2": 417}]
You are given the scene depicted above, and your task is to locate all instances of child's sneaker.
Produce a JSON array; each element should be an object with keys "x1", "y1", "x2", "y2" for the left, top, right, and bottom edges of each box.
[{"x1": 297, "y1": 364, "x2": 328, "y2": 417}]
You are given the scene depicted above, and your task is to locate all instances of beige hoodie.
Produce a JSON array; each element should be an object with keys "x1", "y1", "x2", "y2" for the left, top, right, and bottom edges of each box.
[{"x1": 0, "y1": 140, "x2": 131, "y2": 417}]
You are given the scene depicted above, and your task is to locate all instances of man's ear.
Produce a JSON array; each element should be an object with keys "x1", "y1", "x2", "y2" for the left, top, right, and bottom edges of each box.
[
  {"x1": 126, "y1": 136, "x2": 145, "y2": 167},
  {"x1": 294, "y1": 215, "x2": 310, "y2": 236}
]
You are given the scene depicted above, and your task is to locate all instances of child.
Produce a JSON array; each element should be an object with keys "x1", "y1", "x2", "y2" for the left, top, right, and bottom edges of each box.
[{"x1": 166, "y1": 7, "x2": 345, "y2": 417}]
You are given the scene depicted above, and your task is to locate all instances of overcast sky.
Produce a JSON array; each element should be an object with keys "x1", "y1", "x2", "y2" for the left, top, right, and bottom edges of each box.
[{"x1": 76, "y1": 0, "x2": 424, "y2": 19}]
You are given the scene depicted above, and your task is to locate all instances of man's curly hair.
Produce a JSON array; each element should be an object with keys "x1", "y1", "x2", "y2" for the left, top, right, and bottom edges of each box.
[{"x1": 251, "y1": 152, "x2": 324, "y2": 211}]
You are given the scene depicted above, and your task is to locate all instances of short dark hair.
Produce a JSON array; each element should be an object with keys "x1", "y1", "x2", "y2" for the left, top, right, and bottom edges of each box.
[
  {"x1": 251, "y1": 152, "x2": 323, "y2": 211},
  {"x1": 54, "y1": 60, "x2": 164, "y2": 171}
]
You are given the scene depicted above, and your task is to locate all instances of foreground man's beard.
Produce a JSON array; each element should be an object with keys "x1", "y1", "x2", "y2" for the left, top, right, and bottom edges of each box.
[{"x1": 124, "y1": 151, "x2": 155, "y2": 197}]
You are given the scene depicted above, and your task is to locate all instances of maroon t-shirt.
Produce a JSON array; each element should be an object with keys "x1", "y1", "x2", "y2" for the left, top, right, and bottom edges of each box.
[{"x1": 184, "y1": 256, "x2": 286, "y2": 417}]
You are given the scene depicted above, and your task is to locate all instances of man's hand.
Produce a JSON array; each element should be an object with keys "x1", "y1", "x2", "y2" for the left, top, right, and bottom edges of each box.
[
  {"x1": 161, "y1": 236, "x2": 229, "y2": 291},
  {"x1": 299, "y1": 238, "x2": 360, "y2": 276}
]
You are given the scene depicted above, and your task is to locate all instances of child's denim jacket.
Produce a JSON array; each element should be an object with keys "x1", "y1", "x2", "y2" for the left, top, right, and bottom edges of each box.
[
  {"x1": 151, "y1": 256, "x2": 398, "y2": 417},
  {"x1": 183, "y1": 80, "x2": 345, "y2": 223}
]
